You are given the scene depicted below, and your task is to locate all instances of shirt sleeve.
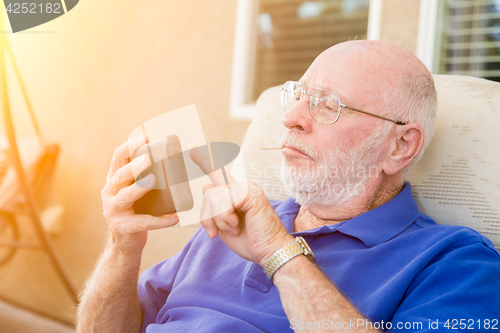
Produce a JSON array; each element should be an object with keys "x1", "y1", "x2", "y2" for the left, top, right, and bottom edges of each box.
[
  {"x1": 138, "y1": 228, "x2": 203, "y2": 333},
  {"x1": 390, "y1": 238, "x2": 500, "y2": 332}
]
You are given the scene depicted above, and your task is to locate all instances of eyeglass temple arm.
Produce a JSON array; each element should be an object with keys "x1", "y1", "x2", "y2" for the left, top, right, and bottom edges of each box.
[{"x1": 342, "y1": 105, "x2": 406, "y2": 126}]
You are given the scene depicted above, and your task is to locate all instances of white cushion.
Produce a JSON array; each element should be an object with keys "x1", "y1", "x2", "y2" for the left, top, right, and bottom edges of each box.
[{"x1": 408, "y1": 75, "x2": 500, "y2": 250}]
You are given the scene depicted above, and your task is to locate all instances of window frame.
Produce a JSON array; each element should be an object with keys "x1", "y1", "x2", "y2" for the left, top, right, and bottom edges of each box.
[
  {"x1": 416, "y1": 0, "x2": 440, "y2": 73},
  {"x1": 229, "y1": 0, "x2": 260, "y2": 120},
  {"x1": 367, "y1": 0, "x2": 383, "y2": 40}
]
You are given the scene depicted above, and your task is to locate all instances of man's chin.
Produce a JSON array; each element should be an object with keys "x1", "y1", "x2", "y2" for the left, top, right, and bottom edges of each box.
[
  {"x1": 284, "y1": 179, "x2": 365, "y2": 208},
  {"x1": 293, "y1": 192, "x2": 329, "y2": 208},
  {"x1": 294, "y1": 191, "x2": 324, "y2": 208},
  {"x1": 282, "y1": 157, "x2": 317, "y2": 172},
  {"x1": 295, "y1": 190, "x2": 358, "y2": 208}
]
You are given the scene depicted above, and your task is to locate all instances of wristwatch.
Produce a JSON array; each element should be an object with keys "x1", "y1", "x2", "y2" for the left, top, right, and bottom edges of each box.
[{"x1": 263, "y1": 236, "x2": 315, "y2": 282}]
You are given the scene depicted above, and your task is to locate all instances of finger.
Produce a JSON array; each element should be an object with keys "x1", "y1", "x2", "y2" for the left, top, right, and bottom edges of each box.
[
  {"x1": 206, "y1": 182, "x2": 250, "y2": 212},
  {"x1": 213, "y1": 186, "x2": 235, "y2": 216},
  {"x1": 188, "y1": 143, "x2": 237, "y2": 187},
  {"x1": 212, "y1": 188, "x2": 239, "y2": 235},
  {"x1": 200, "y1": 218, "x2": 219, "y2": 239},
  {"x1": 187, "y1": 143, "x2": 213, "y2": 174},
  {"x1": 202, "y1": 186, "x2": 238, "y2": 236},
  {"x1": 114, "y1": 213, "x2": 179, "y2": 234},
  {"x1": 220, "y1": 208, "x2": 240, "y2": 229},
  {"x1": 112, "y1": 174, "x2": 156, "y2": 211},
  {"x1": 228, "y1": 181, "x2": 253, "y2": 211},
  {"x1": 200, "y1": 188, "x2": 219, "y2": 238},
  {"x1": 107, "y1": 134, "x2": 149, "y2": 181},
  {"x1": 202, "y1": 183, "x2": 215, "y2": 195},
  {"x1": 214, "y1": 208, "x2": 240, "y2": 236},
  {"x1": 104, "y1": 154, "x2": 153, "y2": 196}
]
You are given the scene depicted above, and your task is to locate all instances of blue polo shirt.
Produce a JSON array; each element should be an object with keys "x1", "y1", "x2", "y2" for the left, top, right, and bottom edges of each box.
[{"x1": 138, "y1": 183, "x2": 500, "y2": 332}]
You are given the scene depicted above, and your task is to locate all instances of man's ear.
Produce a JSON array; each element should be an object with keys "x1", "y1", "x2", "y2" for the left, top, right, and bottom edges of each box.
[{"x1": 382, "y1": 123, "x2": 425, "y2": 176}]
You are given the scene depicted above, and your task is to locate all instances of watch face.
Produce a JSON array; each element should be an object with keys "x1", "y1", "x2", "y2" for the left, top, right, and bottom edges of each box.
[{"x1": 296, "y1": 236, "x2": 315, "y2": 259}]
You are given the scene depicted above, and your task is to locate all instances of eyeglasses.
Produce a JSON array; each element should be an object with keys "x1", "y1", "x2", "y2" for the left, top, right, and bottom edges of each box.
[{"x1": 280, "y1": 81, "x2": 406, "y2": 126}]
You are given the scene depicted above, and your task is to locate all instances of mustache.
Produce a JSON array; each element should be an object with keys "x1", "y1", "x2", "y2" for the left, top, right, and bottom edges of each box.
[{"x1": 279, "y1": 132, "x2": 318, "y2": 161}]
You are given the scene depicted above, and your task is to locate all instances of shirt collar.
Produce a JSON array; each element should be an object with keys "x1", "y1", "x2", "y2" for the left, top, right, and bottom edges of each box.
[{"x1": 275, "y1": 182, "x2": 420, "y2": 248}]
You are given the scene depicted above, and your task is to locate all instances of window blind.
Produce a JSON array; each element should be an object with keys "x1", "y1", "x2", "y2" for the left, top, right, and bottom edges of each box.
[
  {"x1": 252, "y1": 0, "x2": 369, "y2": 100},
  {"x1": 436, "y1": 0, "x2": 500, "y2": 81}
]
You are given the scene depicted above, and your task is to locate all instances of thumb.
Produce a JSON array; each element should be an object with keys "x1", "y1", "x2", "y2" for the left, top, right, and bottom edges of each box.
[{"x1": 202, "y1": 183, "x2": 216, "y2": 195}]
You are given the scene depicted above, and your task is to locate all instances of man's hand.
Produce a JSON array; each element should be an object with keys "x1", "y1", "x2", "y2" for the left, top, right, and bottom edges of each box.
[
  {"x1": 79, "y1": 134, "x2": 182, "y2": 333},
  {"x1": 189, "y1": 145, "x2": 293, "y2": 266},
  {"x1": 187, "y1": 145, "x2": 382, "y2": 333},
  {"x1": 101, "y1": 134, "x2": 179, "y2": 257}
]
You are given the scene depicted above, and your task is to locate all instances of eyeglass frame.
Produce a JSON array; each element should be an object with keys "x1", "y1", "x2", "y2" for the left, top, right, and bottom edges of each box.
[{"x1": 280, "y1": 81, "x2": 406, "y2": 126}]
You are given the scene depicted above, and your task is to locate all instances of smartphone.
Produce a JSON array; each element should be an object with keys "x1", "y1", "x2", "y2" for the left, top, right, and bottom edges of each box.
[{"x1": 131, "y1": 135, "x2": 194, "y2": 216}]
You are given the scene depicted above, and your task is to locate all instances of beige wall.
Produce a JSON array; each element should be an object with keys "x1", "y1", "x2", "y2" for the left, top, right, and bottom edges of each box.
[
  {"x1": 379, "y1": 0, "x2": 421, "y2": 54},
  {"x1": 0, "y1": 0, "x2": 250, "y2": 324}
]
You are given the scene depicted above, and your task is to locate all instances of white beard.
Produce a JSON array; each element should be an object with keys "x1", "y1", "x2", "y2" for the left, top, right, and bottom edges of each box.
[{"x1": 280, "y1": 131, "x2": 384, "y2": 208}]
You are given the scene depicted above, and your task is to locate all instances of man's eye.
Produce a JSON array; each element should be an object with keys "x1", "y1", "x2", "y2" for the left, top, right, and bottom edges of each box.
[
  {"x1": 324, "y1": 99, "x2": 339, "y2": 111},
  {"x1": 319, "y1": 103, "x2": 339, "y2": 115},
  {"x1": 321, "y1": 107, "x2": 336, "y2": 114}
]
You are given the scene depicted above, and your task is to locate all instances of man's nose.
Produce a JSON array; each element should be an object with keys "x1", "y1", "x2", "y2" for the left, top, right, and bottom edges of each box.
[{"x1": 282, "y1": 97, "x2": 313, "y2": 133}]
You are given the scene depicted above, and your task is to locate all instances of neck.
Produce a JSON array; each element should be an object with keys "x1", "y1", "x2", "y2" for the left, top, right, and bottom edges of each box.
[{"x1": 293, "y1": 176, "x2": 404, "y2": 233}]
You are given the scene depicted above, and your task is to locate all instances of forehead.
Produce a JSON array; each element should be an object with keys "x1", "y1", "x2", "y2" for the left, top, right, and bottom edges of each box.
[{"x1": 299, "y1": 43, "x2": 399, "y2": 106}]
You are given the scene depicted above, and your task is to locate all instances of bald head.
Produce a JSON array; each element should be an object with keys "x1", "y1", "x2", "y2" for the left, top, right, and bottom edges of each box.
[{"x1": 302, "y1": 40, "x2": 437, "y2": 160}]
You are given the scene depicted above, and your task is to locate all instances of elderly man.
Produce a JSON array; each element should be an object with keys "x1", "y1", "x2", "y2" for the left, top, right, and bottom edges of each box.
[{"x1": 77, "y1": 41, "x2": 500, "y2": 332}]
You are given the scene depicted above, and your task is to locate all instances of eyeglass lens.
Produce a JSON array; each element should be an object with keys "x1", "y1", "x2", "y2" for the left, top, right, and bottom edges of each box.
[{"x1": 281, "y1": 81, "x2": 342, "y2": 124}]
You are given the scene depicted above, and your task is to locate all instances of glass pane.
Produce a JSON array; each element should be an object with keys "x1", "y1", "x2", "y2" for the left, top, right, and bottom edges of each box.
[
  {"x1": 252, "y1": 0, "x2": 369, "y2": 100},
  {"x1": 435, "y1": 0, "x2": 500, "y2": 82}
]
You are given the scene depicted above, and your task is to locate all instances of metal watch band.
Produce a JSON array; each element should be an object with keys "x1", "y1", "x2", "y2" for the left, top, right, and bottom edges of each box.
[{"x1": 263, "y1": 236, "x2": 315, "y2": 282}]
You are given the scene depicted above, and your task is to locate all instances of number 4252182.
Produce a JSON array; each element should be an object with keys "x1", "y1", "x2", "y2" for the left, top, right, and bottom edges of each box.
[
  {"x1": 5, "y1": 2, "x2": 61, "y2": 14},
  {"x1": 443, "y1": 319, "x2": 498, "y2": 330}
]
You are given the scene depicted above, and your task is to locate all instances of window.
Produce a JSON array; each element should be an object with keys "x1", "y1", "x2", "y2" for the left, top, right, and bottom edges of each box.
[
  {"x1": 253, "y1": 0, "x2": 370, "y2": 99},
  {"x1": 433, "y1": 0, "x2": 500, "y2": 81},
  {"x1": 230, "y1": 0, "x2": 370, "y2": 119}
]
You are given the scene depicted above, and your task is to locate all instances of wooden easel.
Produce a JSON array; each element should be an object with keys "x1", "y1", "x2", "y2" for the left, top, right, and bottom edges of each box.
[{"x1": 0, "y1": 11, "x2": 78, "y2": 303}]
